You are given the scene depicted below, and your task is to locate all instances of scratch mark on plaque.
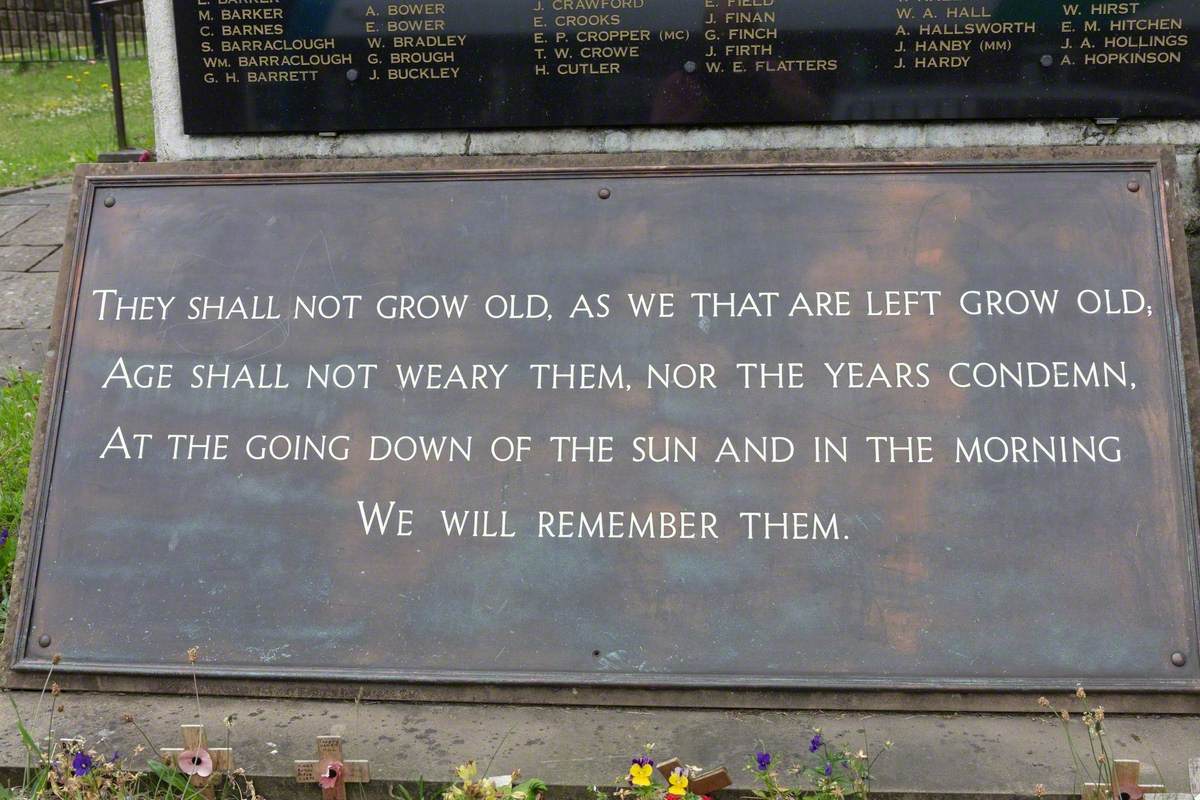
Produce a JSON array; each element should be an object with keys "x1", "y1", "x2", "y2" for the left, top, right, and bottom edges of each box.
[
  {"x1": 816, "y1": 409, "x2": 885, "y2": 437},
  {"x1": 247, "y1": 644, "x2": 292, "y2": 663},
  {"x1": 907, "y1": 189, "x2": 950, "y2": 267},
  {"x1": 596, "y1": 650, "x2": 647, "y2": 672}
]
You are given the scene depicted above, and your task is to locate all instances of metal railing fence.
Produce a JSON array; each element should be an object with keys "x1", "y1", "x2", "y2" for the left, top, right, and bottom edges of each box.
[{"x1": 0, "y1": 0, "x2": 144, "y2": 63}]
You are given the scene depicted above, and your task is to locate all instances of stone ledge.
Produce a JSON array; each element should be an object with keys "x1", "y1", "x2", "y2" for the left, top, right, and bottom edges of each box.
[{"x1": 1, "y1": 691, "x2": 1198, "y2": 798}]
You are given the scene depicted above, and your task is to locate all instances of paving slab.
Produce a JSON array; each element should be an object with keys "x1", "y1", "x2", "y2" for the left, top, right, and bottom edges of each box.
[
  {"x1": 0, "y1": 205, "x2": 41, "y2": 237},
  {"x1": 0, "y1": 183, "x2": 70, "y2": 205},
  {"x1": 0, "y1": 185, "x2": 64, "y2": 373},
  {"x1": 0, "y1": 329, "x2": 50, "y2": 373},
  {"x1": 0, "y1": 245, "x2": 58, "y2": 273},
  {"x1": 0, "y1": 204, "x2": 67, "y2": 246},
  {"x1": 0, "y1": 272, "x2": 58, "y2": 330},
  {"x1": 28, "y1": 246, "x2": 63, "y2": 272}
]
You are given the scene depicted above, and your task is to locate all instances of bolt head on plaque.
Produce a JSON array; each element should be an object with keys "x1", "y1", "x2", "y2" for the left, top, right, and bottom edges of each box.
[
  {"x1": 1171, "y1": 651, "x2": 1187, "y2": 667},
  {"x1": 684, "y1": 60, "x2": 697, "y2": 73},
  {"x1": 1039, "y1": 54, "x2": 1053, "y2": 67},
  {"x1": 598, "y1": 187, "x2": 611, "y2": 200},
  {"x1": 37, "y1": 634, "x2": 51, "y2": 648},
  {"x1": 1127, "y1": 180, "x2": 1141, "y2": 193},
  {"x1": 346, "y1": 68, "x2": 358, "y2": 82},
  {"x1": 103, "y1": 196, "x2": 115, "y2": 208}
]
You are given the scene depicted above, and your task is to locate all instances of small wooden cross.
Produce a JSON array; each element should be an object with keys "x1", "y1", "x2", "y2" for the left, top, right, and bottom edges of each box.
[
  {"x1": 1083, "y1": 760, "x2": 1166, "y2": 800},
  {"x1": 161, "y1": 724, "x2": 233, "y2": 800},
  {"x1": 295, "y1": 735, "x2": 370, "y2": 800},
  {"x1": 656, "y1": 757, "x2": 732, "y2": 796}
]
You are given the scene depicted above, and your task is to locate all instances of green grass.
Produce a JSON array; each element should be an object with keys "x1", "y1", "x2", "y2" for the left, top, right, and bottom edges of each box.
[
  {"x1": 0, "y1": 370, "x2": 41, "y2": 631},
  {"x1": 0, "y1": 58, "x2": 153, "y2": 188}
]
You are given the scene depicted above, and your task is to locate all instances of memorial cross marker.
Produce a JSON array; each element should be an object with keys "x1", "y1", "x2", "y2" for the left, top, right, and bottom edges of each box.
[
  {"x1": 295, "y1": 736, "x2": 370, "y2": 800},
  {"x1": 1082, "y1": 760, "x2": 1167, "y2": 800},
  {"x1": 656, "y1": 759, "x2": 732, "y2": 795},
  {"x1": 161, "y1": 724, "x2": 234, "y2": 800}
]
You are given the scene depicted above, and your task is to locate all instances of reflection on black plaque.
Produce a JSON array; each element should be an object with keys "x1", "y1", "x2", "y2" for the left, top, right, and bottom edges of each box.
[
  {"x1": 171, "y1": 0, "x2": 1200, "y2": 134},
  {"x1": 9, "y1": 158, "x2": 1200, "y2": 692}
]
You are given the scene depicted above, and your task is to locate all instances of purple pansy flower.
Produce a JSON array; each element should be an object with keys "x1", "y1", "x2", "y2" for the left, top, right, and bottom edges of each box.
[
  {"x1": 0, "y1": 528, "x2": 9, "y2": 547},
  {"x1": 72, "y1": 752, "x2": 93, "y2": 777},
  {"x1": 628, "y1": 757, "x2": 655, "y2": 787},
  {"x1": 809, "y1": 734, "x2": 823, "y2": 753},
  {"x1": 824, "y1": 763, "x2": 832, "y2": 777},
  {"x1": 755, "y1": 751, "x2": 771, "y2": 771}
]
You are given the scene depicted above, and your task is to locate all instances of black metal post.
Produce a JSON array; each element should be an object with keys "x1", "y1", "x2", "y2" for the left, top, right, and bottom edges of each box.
[
  {"x1": 89, "y1": 0, "x2": 106, "y2": 60},
  {"x1": 100, "y1": 6, "x2": 128, "y2": 151}
]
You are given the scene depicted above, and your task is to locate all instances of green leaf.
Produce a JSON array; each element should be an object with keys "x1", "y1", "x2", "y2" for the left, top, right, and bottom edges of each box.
[
  {"x1": 27, "y1": 764, "x2": 50, "y2": 798},
  {"x1": 149, "y1": 759, "x2": 193, "y2": 793},
  {"x1": 512, "y1": 778, "x2": 548, "y2": 800},
  {"x1": 391, "y1": 779, "x2": 444, "y2": 800},
  {"x1": 7, "y1": 694, "x2": 41, "y2": 758}
]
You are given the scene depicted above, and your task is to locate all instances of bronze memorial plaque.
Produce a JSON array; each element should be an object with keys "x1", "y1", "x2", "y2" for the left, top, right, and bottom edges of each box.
[{"x1": 8, "y1": 155, "x2": 1200, "y2": 693}]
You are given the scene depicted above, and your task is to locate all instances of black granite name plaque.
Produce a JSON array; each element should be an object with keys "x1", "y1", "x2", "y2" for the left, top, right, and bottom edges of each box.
[
  {"x1": 171, "y1": 0, "x2": 1200, "y2": 135},
  {"x1": 8, "y1": 155, "x2": 1200, "y2": 694}
]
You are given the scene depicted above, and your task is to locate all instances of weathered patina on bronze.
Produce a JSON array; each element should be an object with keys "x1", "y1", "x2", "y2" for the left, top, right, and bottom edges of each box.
[{"x1": 5, "y1": 150, "x2": 1200, "y2": 704}]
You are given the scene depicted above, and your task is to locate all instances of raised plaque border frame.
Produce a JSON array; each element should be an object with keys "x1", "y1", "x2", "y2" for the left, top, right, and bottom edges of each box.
[{"x1": 4, "y1": 146, "x2": 1199, "y2": 712}]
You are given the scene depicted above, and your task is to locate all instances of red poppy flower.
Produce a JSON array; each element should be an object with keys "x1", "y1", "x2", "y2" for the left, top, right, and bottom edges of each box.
[{"x1": 318, "y1": 761, "x2": 344, "y2": 790}]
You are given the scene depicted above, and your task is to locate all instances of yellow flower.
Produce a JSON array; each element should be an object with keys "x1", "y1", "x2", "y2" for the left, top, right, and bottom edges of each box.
[
  {"x1": 456, "y1": 762, "x2": 478, "y2": 783},
  {"x1": 1075, "y1": 687, "x2": 1086, "y2": 699},
  {"x1": 628, "y1": 763, "x2": 653, "y2": 787},
  {"x1": 667, "y1": 769, "x2": 689, "y2": 795}
]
